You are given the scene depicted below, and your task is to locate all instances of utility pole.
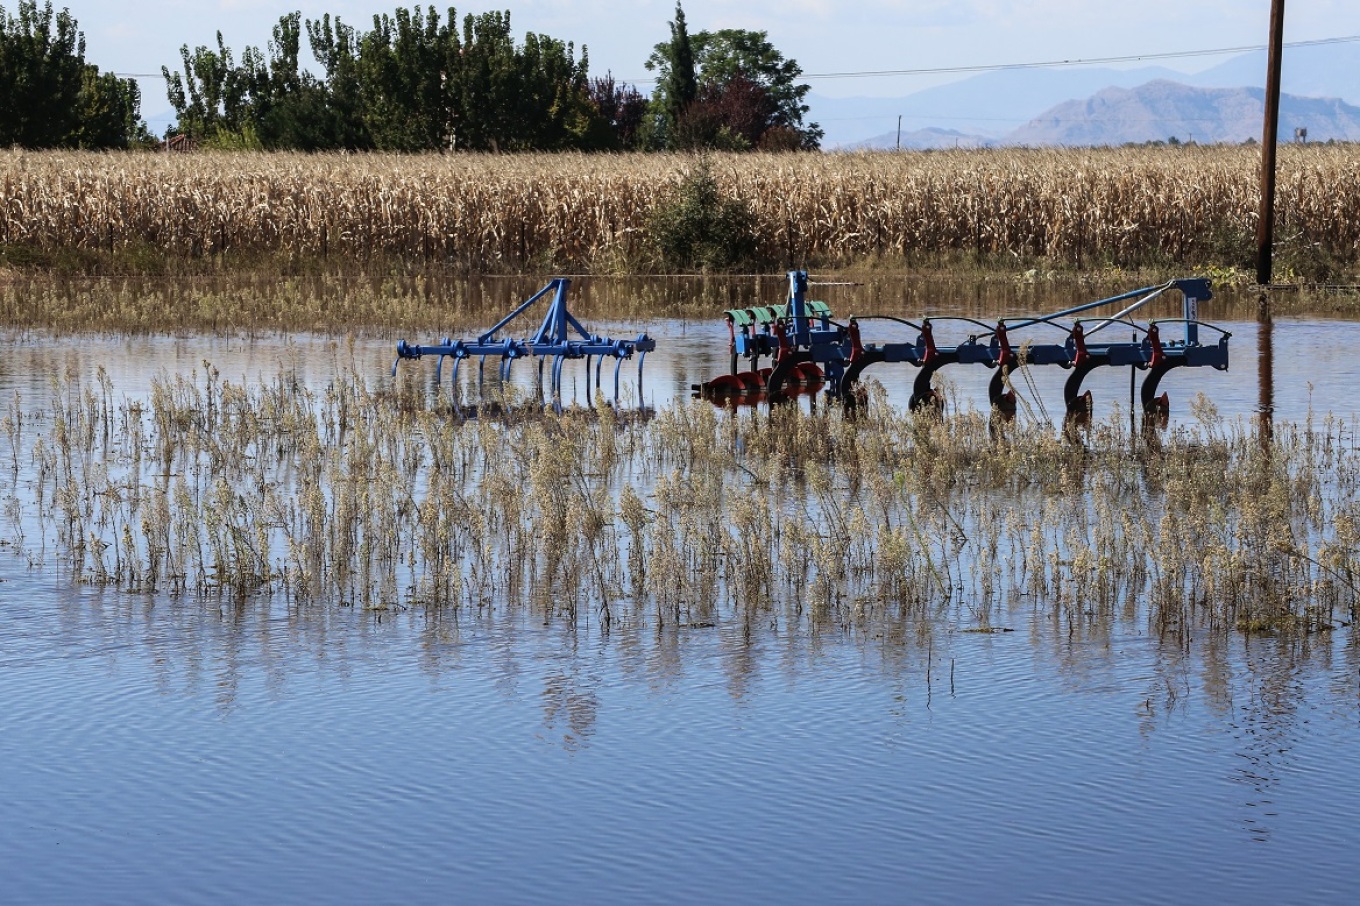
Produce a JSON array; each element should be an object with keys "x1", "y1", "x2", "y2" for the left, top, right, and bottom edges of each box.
[
  {"x1": 1256, "y1": 0, "x2": 1286, "y2": 285},
  {"x1": 896, "y1": 115, "x2": 902, "y2": 151}
]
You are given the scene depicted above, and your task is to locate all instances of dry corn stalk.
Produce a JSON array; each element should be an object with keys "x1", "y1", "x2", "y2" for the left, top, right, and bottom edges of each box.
[{"x1": 0, "y1": 146, "x2": 1356, "y2": 270}]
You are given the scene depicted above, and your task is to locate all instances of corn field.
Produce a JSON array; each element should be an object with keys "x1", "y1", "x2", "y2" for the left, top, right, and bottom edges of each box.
[{"x1": 1, "y1": 145, "x2": 1357, "y2": 273}]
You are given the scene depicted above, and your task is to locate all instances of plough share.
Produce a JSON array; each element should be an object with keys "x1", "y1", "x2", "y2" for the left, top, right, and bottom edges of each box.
[{"x1": 695, "y1": 271, "x2": 1230, "y2": 420}]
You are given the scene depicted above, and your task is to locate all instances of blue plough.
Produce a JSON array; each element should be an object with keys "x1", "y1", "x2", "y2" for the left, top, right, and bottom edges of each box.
[{"x1": 394, "y1": 278, "x2": 656, "y2": 410}]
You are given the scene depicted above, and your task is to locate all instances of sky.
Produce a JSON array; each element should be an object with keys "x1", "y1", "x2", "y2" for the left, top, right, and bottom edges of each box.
[{"x1": 47, "y1": 0, "x2": 1360, "y2": 132}]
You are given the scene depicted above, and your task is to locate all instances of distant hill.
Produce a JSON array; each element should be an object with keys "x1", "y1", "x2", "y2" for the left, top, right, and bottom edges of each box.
[
  {"x1": 809, "y1": 40, "x2": 1360, "y2": 148},
  {"x1": 1185, "y1": 40, "x2": 1360, "y2": 105},
  {"x1": 1003, "y1": 80, "x2": 1360, "y2": 146},
  {"x1": 809, "y1": 65, "x2": 1185, "y2": 147},
  {"x1": 844, "y1": 126, "x2": 992, "y2": 151}
]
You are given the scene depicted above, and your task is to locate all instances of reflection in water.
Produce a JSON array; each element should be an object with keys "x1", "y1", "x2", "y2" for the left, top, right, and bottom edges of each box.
[
  {"x1": 722, "y1": 625, "x2": 760, "y2": 702},
  {"x1": 0, "y1": 287, "x2": 1358, "y2": 429},
  {"x1": 1231, "y1": 634, "x2": 1312, "y2": 843},
  {"x1": 1258, "y1": 294, "x2": 1275, "y2": 445},
  {"x1": 3, "y1": 568, "x2": 1359, "y2": 904},
  {"x1": 541, "y1": 632, "x2": 600, "y2": 752},
  {"x1": 14, "y1": 582, "x2": 1348, "y2": 750}
]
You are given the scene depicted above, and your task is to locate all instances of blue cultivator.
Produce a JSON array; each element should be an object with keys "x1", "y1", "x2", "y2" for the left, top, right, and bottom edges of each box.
[
  {"x1": 394, "y1": 278, "x2": 656, "y2": 410},
  {"x1": 695, "y1": 271, "x2": 1230, "y2": 420}
]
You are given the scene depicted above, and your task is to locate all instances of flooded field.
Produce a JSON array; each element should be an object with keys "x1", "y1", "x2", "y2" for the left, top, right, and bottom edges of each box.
[{"x1": 2, "y1": 275, "x2": 1359, "y2": 904}]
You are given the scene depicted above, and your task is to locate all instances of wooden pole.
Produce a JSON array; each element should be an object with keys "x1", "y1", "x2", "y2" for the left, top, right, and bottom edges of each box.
[{"x1": 1256, "y1": 0, "x2": 1286, "y2": 285}]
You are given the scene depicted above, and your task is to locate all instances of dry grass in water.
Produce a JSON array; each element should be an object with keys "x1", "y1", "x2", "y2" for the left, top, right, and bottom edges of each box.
[
  {"x1": 0, "y1": 273, "x2": 831, "y2": 333},
  {"x1": 0, "y1": 272, "x2": 1234, "y2": 336},
  {"x1": 1, "y1": 363, "x2": 1356, "y2": 639}
]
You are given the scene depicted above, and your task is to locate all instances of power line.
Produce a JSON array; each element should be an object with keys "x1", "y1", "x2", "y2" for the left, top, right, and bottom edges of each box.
[
  {"x1": 624, "y1": 34, "x2": 1360, "y2": 84},
  {"x1": 118, "y1": 32, "x2": 1360, "y2": 85},
  {"x1": 800, "y1": 34, "x2": 1360, "y2": 81}
]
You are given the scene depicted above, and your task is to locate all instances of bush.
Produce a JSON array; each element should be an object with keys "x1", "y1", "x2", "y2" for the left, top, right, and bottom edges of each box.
[{"x1": 648, "y1": 159, "x2": 758, "y2": 271}]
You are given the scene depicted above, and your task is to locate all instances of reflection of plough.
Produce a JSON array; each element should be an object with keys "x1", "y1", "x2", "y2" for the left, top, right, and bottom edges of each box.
[
  {"x1": 394, "y1": 278, "x2": 656, "y2": 410},
  {"x1": 694, "y1": 271, "x2": 1230, "y2": 420}
]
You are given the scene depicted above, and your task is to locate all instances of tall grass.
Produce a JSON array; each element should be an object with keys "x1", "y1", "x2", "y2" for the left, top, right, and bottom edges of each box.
[{"x1": 1, "y1": 146, "x2": 1356, "y2": 276}]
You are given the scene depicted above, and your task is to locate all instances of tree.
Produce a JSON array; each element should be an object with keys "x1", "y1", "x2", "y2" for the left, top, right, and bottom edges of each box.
[
  {"x1": 1, "y1": 0, "x2": 147, "y2": 148},
  {"x1": 350, "y1": 5, "x2": 457, "y2": 151},
  {"x1": 644, "y1": 2, "x2": 697, "y2": 148},
  {"x1": 445, "y1": 10, "x2": 514, "y2": 151},
  {"x1": 645, "y1": 7, "x2": 819, "y2": 150},
  {"x1": 163, "y1": 33, "x2": 252, "y2": 141},
  {"x1": 449, "y1": 12, "x2": 596, "y2": 152},
  {"x1": 673, "y1": 72, "x2": 774, "y2": 150},
  {"x1": 0, "y1": 0, "x2": 82, "y2": 147},
  {"x1": 241, "y1": 13, "x2": 336, "y2": 150},
  {"x1": 587, "y1": 74, "x2": 648, "y2": 150},
  {"x1": 508, "y1": 32, "x2": 597, "y2": 151},
  {"x1": 307, "y1": 13, "x2": 371, "y2": 149},
  {"x1": 74, "y1": 66, "x2": 152, "y2": 149},
  {"x1": 649, "y1": 158, "x2": 758, "y2": 271},
  {"x1": 159, "y1": 5, "x2": 610, "y2": 153},
  {"x1": 691, "y1": 29, "x2": 821, "y2": 149}
]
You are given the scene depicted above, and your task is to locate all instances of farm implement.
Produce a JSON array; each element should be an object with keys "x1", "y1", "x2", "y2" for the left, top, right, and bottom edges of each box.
[
  {"x1": 393, "y1": 278, "x2": 656, "y2": 410},
  {"x1": 694, "y1": 271, "x2": 1230, "y2": 419}
]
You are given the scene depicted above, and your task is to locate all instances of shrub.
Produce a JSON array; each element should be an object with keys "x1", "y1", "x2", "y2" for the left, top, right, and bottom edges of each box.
[{"x1": 648, "y1": 159, "x2": 758, "y2": 271}]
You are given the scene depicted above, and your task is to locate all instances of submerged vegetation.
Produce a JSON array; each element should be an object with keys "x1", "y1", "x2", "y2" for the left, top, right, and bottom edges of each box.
[
  {"x1": 0, "y1": 270, "x2": 1279, "y2": 335},
  {"x1": 0, "y1": 271, "x2": 808, "y2": 333},
  {"x1": 2, "y1": 362, "x2": 1355, "y2": 639},
  {"x1": 1, "y1": 144, "x2": 1357, "y2": 278}
]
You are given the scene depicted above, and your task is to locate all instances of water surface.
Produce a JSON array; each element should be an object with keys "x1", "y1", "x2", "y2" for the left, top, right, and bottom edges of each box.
[
  {"x1": 2, "y1": 280, "x2": 1359, "y2": 904},
  {"x1": 3, "y1": 573, "x2": 1356, "y2": 905}
]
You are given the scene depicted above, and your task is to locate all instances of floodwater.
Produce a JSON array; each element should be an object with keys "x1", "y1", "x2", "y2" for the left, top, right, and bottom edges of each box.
[
  {"x1": 0, "y1": 309, "x2": 1353, "y2": 425},
  {"x1": 2, "y1": 278, "x2": 1360, "y2": 904}
]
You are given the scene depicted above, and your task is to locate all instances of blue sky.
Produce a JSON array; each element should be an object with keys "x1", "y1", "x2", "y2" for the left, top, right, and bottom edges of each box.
[{"x1": 51, "y1": 0, "x2": 1360, "y2": 130}]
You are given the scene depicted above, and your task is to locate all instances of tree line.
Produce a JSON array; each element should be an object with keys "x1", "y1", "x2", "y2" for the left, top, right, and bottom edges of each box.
[
  {"x1": 0, "y1": 1, "x2": 819, "y2": 152},
  {"x1": 0, "y1": 1, "x2": 151, "y2": 148}
]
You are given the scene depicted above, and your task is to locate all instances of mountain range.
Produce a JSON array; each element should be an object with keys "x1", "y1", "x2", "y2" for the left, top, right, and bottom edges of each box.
[{"x1": 812, "y1": 39, "x2": 1360, "y2": 148}]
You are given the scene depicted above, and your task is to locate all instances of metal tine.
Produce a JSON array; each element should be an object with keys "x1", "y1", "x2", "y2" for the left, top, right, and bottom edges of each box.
[{"x1": 394, "y1": 278, "x2": 657, "y2": 414}]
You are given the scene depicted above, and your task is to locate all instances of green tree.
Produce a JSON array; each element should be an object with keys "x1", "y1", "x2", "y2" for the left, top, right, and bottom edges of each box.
[
  {"x1": 691, "y1": 29, "x2": 820, "y2": 149},
  {"x1": 163, "y1": 32, "x2": 252, "y2": 141},
  {"x1": 160, "y1": 5, "x2": 608, "y2": 153},
  {"x1": 1, "y1": 0, "x2": 146, "y2": 148},
  {"x1": 444, "y1": 10, "x2": 515, "y2": 151},
  {"x1": 501, "y1": 30, "x2": 597, "y2": 150},
  {"x1": 353, "y1": 5, "x2": 457, "y2": 151},
  {"x1": 645, "y1": 7, "x2": 819, "y2": 151},
  {"x1": 644, "y1": 2, "x2": 697, "y2": 148},
  {"x1": 327, "y1": 5, "x2": 603, "y2": 153},
  {"x1": 242, "y1": 13, "x2": 336, "y2": 150},
  {"x1": 0, "y1": 0, "x2": 82, "y2": 146},
  {"x1": 649, "y1": 158, "x2": 758, "y2": 271},
  {"x1": 74, "y1": 66, "x2": 152, "y2": 149},
  {"x1": 447, "y1": 11, "x2": 599, "y2": 151},
  {"x1": 307, "y1": 13, "x2": 371, "y2": 149}
]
